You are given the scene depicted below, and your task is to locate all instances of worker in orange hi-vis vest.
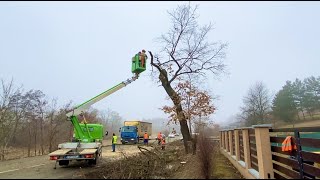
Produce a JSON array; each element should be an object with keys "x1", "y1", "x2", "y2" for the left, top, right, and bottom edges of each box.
[
  {"x1": 143, "y1": 132, "x2": 149, "y2": 146},
  {"x1": 157, "y1": 132, "x2": 162, "y2": 145},
  {"x1": 161, "y1": 138, "x2": 166, "y2": 150}
]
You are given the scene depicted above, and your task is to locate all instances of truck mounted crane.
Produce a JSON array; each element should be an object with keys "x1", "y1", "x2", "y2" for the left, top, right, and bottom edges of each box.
[{"x1": 48, "y1": 51, "x2": 147, "y2": 168}]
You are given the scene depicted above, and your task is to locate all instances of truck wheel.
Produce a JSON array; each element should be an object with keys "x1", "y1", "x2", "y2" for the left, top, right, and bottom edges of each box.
[
  {"x1": 88, "y1": 158, "x2": 97, "y2": 165},
  {"x1": 88, "y1": 153, "x2": 98, "y2": 165},
  {"x1": 59, "y1": 160, "x2": 69, "y2": 166}
]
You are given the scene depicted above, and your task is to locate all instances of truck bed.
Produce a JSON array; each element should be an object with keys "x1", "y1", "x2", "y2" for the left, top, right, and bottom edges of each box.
[
  {"x1": 48, "y1": 149, "x2": 72, "y2": 156},
  {"x1": 49, "y1": 148, "x2": 98, "y2": 156},
  {"x1": 79, "y1": 148, "x2": 98, "y2": 155}
]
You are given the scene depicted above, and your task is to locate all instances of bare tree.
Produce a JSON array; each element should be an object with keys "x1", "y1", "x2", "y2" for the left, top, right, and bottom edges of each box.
[
  {"x1": 47, "y1": 98, "x2": 58, "y2": 153},
  {"x1": 150, "y1": 4, "x2": 227, "y2": 153},
  {"x1": 0, "y1": 78, "x2": 23, "y2": 160},
  {"x1": 0, "y1": 79, "x2": 42, "y2": 159},
  {"x1": 98, "y1": 109, "x2": 123, "y2": 138},
  {"x1": 33, "y1": 90, "x2": 47, "y2": 155},
  {"x1": 47, "y1": 100, "x2": 72, "y2": 152},
  {"x1": 239, "y1": 81, "x2": 271, "y2": 126}
]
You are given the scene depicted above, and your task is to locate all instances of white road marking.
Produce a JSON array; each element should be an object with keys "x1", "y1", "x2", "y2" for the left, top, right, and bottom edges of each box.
[
  {"x1": 30, "y1": 163, "x2": 46, "y2": 168},
  {"x1": 0, "y1": 163, "x2": 47, "y2": 174},
  {"x1": 0, "y1": 168, "x2": 20, "y2": 174}
]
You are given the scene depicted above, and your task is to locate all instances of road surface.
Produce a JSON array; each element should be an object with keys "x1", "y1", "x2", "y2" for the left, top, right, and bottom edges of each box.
[{"x1": 0, "y1": 136, "x2": 181, "y2": 179}]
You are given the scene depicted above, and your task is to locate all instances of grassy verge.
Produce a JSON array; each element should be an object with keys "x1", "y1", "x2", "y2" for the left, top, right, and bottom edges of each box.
[{"x1": 211, "y1": 145, "x2": 244, "y2": 179}]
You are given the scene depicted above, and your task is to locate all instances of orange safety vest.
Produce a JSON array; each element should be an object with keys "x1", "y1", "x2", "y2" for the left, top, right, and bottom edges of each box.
[
  {"x1": 282, "y1": 136, "x2": 297, "y2": 152},
  {"x1": 161, "y1": 139, "x2": 166, "y2": 145},
  {"x1": 144, "y1": 133, "x2": 149, "y2": 139}
]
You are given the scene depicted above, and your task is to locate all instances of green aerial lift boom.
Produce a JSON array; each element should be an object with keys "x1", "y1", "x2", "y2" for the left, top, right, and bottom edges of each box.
[
  {"x1": 66, "y1": 74, "x2": 140, "y2": 143},
  {"x1": 49, "y1": 51, "x2": 147, "y2": 168}
]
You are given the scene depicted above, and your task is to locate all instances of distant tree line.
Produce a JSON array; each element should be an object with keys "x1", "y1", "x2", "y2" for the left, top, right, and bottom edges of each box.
[
  {"x1": 0, "y1": 78, "x2": 123, "y2": 160},
  {"x1": 236, "y1": 76, "x2": 320, "y2": 127}
]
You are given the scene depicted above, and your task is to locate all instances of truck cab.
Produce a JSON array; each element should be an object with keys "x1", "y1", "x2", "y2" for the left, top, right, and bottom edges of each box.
[{"x1": 120, "y1": 126, "x2": 139, "y2": 144}]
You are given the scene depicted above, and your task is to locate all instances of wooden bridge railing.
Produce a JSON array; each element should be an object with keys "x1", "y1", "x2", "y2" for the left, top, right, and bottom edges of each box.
[{"x1": 220, "y1": 125, "x2": 320, "y2": 179}]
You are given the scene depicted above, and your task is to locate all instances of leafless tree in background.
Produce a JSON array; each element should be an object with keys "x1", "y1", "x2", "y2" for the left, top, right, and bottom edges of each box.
[
  {"x1": 0, "y1": 78, "x2": 124, "y2": 160},
  {"x1": 238, "y1": 81, "x2": 271, "y2": 126},
  {"x1": 0, "y1": 79, "x2": 23, "y2": 160}
]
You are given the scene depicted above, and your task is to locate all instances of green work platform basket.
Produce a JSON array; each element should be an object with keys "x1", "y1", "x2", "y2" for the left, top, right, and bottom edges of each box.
[{"x1": 131, "y1": 53, "x2": 146, "y2": 74}]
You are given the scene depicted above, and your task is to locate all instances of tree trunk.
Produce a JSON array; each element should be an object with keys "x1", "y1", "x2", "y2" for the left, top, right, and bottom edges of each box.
[
  {"x1": 40, "y1": 114, "x2": 44, "y2": 155},
  {"x1": 188, "y1": 118, "x2": 192, "y2": 134},
  {"x1": 292, "y1": 119, "x2": 295, "y2": 128},
  {"x1": 34, "y1": 131, "x2": 37, "y2": 156},
  {"x1": 49, "y1": 141, "x2": 52, "y2": 153},
  {"x1": 48, "y1": 113, "x2": 54, "y2": 153},
  {"x1": 34, "y1": 119, "x2": 37, "y2": 156},
  {"x1": 302, "y1": 110, "x2": 306, "y2": 120},
  {"x1": 28, "y1": 123, "x2": 31, "y2": 157},
  {"x1": 10, "y1": 114, "x2": 21, "y2": 148},
  {"x1": 159, "y1": 70, "x2": 191, "y2": 153},
  {"x1": 179, "y1": 119, "x2": 192, "y2": 153},
  {"x1": 1, "y1": 148, "x2": 4, "y2": 161}
]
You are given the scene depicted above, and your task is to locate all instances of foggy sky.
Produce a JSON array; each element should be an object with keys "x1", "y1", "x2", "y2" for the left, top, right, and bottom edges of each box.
[{"x1": 0, "y1": 1, "x2": 319, "y2": 126}]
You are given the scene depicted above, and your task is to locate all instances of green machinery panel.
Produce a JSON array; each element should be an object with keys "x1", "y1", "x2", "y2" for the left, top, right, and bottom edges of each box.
[
  {"x1": 131, "y1": 54, "x2": 146, "y2": 74},
  {"x1": 74, "y1": 123, "x2": 104, "y2": 142}
]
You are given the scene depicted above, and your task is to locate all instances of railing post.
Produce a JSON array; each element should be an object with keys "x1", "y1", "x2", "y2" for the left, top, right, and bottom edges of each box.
[
  {"x1": 242, "y1": 128, "x2": 251, "y2": 170},
  {"x1": 229, "y1": 130, "x2": 234, "y2": 155},
  {"x1": 225, "y1": 130, "x2": 229, "y2": 152},
  {"x1": 234, "y1": 129, "x2": 240, "y2": 161},
  {"x1": 221, "y1": 131, "x2": 224, "y2": 149},
  {"x1": 253, "y1": 124, "x2": 274, "y2": 179},
  {"x1": 219, "y1": 131, "x2": 222, "y2": 148}
]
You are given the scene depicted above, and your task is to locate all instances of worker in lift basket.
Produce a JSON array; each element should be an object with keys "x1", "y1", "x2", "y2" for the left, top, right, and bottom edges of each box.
[
  {"x1": 140, "y1": 49, "x2": 147, "y2": 68},
  {"x1": 112, "y1": 133, "x2": 118, "y2": 152}
]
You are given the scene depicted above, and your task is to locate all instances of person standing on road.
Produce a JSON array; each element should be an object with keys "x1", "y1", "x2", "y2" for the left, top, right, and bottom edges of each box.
[
  {"x1": 112, "y1": 133, "x2": 118, "y2": 152},
  {"x1": 161, "y1": 137, "x2": 166, "y2": 150},
  {"x1": 143, "y1": 132, "x2": 149, "y2": 146},
  {"x1": 157, "y1": 132, "x2": 162, "y2": 145}
]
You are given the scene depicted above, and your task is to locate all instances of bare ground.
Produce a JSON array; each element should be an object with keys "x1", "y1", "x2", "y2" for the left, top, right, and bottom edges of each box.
[
  {"x1": 0, "y1": 139, "x2": 161, "y2": 179},
  {"x1": 84, "y1": 140, "x2": 244, "y2": 179}
]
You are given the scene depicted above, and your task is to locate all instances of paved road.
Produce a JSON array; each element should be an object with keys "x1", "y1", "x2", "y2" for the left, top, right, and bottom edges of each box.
[{"x1": 0, "y1": 136, "x2": 181, "y2": 179}]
